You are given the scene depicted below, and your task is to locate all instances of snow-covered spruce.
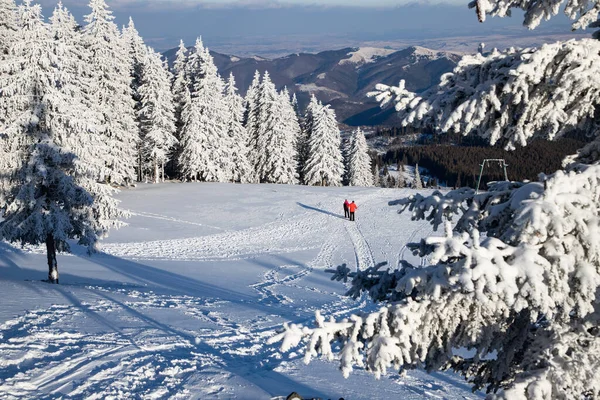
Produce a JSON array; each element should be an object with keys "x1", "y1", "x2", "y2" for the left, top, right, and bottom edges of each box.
[
  {"x1": 224, "y1": 72, "x2": 256, "y2": 183},
  {"x1": 171, "y1": 40, "x2": 190, "y2": 136},
  {"x1": 0, "y1": 0, "x2": 17, "y2": 55},
  {"x1": 0, "y1": 0, "x2": 125, "y2": 284},
  {"x1": 413, "y1": 164, "x2": 423, "y2": 189},
  {"x1": 122, "y1": 17, "x2": 149, "y2": 182},
  {"x1": 247, "y1": 72, "x2": 299, "y2": 184},
  {"x1": 178, "y1": 38, "x2": 231, "y2": 182},
  {"x1": 302, "y1": 101, "x2": 344, "y2": 187},
  {"x1": 369, "y1": 39, "x2": 600, "y2": 151},
  {"x1": 83, "y1": 0, "x2": 137, "y2": 185},
  {"x1": 345, "y1": 128, "x2": 373, "y2": 187},
  {"x1": 297, "y1": 94, "x2": 319, "y2": 184},
  {"x1": 137, "y1": 47, "x2": 177, "y2": 183}
]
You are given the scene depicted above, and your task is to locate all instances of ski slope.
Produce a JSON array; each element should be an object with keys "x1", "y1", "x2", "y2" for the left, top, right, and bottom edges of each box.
[{"x1": 0, "y1": 182, "x2": 482, "y2": 399}]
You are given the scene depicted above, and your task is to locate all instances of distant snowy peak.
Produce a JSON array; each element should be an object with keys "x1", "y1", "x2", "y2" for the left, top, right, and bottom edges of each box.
[
  {"x1": 339, "y1": 47, "x2": 396, "y2": 66},
  {"x1": 407, "y1": 46, "x2": 463, "y2": 62}
]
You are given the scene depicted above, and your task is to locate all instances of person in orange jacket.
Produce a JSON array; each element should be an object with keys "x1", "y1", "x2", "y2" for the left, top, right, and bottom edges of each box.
[
  {"x1": 343, "y1": 199, "x2": 350, "y2": 219},
  {"x1": 348, "y1": 201, "x2": 358, "y2": 221}
]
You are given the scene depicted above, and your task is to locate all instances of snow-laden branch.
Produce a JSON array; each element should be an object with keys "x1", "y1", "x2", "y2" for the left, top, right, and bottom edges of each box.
[
  {"x1": 271, "y1": 164, "x2": 600, "y2": 398},
  {"x1": 369, "y1": 39, "x2": 600, "y2": 150},
  {"x1": 469, "y1": 0, "x2": 600, "y2": 33}
]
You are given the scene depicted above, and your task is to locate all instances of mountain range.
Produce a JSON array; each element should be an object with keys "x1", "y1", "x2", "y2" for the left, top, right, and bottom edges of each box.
[{"x1": 163, "y1": 45, "x2": 463, "y2": 127}]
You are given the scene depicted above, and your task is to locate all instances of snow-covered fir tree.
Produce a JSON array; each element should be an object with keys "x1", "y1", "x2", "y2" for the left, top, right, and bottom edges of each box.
[
  {"x1": 244, "y1": 70, "x2": 261, "y2": 130},
  {"x1": 346, "y1": 128, "x2": 373, "y2": 187},
  {"x1": 297, "y1": 95, "x2": 319, "y2": 184},
  {"x1": 271, "y1": 0, "x2": 600, "y2": 397},
  {"x1": 178, "y1": 39, "x2": 231, "y2": 182},
  {"x1": 83, "y1": 0, "x2": 137, "y2": 185},
  {"x1": 171, "y1": 42, "x2": 190, "y2": 135},
  {"x1": 0, "y1": 0, "x2": 125, "y2": 284},
  {"x1": 413, "y1": 163, "x2": 423, "y2": 189},
  {"x1": 137, "y1": 48, "x2": 177, "y2": 183},
  {"x1": 224, "y1": 72, "x2": 255, "y2": 183},
  {"x1": 247, "y1": 72, "x2": 298, "y2": 184},
  {"x1": 0, "y1": 0, "x2": 17, "y2": 55},
  {"x1": 302, "y1": 102, "x2": 344, "y2": 187},
  {"x1": 122, "y1": 17, "x2": 148, "y2": 182}
]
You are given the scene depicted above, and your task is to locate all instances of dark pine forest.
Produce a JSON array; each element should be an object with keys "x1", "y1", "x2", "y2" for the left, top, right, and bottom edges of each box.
[{"x1": 372, "y1": 127, "x2": 586, "y2": 188}]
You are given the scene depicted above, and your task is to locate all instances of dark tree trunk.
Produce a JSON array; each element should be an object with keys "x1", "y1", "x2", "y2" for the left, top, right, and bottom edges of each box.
[{"x1": 46, "y1": 234, "x2": 59, "y2": 284}]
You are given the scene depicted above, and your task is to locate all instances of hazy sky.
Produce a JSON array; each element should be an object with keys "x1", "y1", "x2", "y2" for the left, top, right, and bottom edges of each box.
[{"x1": 37, "y1": 0, "x2": 581, "y2": 55}]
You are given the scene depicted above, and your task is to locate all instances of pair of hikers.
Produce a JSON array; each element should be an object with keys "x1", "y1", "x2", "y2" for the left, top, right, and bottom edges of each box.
[{"x1": 343, "y1": 199, "x2": 358, "y2": 221}]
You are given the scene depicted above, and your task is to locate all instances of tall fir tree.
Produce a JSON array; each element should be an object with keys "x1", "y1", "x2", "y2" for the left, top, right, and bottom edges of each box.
[
  {"x1": 0, "y1": 0, "x2": 17, "y2": 55},
  {"x1": 122, "y1": 17, "x2": 148, "y2": 182},
  {"x1": 169, "y1": 40, "x2": 190, "y2": 177},
  {"x1": 245, "y1": 70, "x2": 263, "y2": 177},
  {"x1": 346, "y1": 128, "x2": 373, "y2": 187},
  {"x1": 413, "y1": 163, "x2": 423, "y2": 189},
  {"x1": 302, "y1": 103, "x2": 344, "y2": 186},
  {"x1": 249, "y1": 72, "x2": 299, "y2": 184},
  {"x1": 224, "y1": 73, "x2": 255, "y2": 183},
  {"x1": 83, "y1": 0, "x2": 137, "y2": 185},
  {"x1": 178, "y1": 40, "x2": 231, "y2": 182},
  {"x1": 137, "y1": 48, "x2": 177, "y2": 183},
  {"x1": 0, "y1": 0, "x2": 125, "y2": 284},
  {"x1": 297, "y1": 95, "x2": 319, "y2": 184}
]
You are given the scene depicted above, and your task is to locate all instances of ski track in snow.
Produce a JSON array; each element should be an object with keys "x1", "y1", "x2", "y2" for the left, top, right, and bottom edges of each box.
[
  {"x1": 100, "y1": 211, "x2": 327, "y2": 262},
  {"x1": 0, "y1": 185, "x2": 479, "y2": 399}
]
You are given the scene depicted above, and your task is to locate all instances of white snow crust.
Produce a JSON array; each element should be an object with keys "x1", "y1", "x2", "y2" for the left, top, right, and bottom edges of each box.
[
  {"x1": 339, "y1": 47, "x2": 395, "y2": 66},
  {"x1": 0, "y1": 183, "x2": 481, "y2": 399}
]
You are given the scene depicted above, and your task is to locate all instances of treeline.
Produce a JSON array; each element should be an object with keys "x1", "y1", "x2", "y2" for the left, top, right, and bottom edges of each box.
[{"x1": 378, "y1": 138, "x2": 585, "y2": 188}]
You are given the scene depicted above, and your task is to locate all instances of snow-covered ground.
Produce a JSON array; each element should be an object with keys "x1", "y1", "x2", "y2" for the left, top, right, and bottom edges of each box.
[{"x1": 0, "y1": 183, "x2": 481, "y2": 399}]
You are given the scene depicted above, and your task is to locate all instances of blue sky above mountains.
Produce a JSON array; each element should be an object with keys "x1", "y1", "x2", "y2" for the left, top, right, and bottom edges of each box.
[{"x1": 38, "y1": 0, "x2": 582, "y2": 55}]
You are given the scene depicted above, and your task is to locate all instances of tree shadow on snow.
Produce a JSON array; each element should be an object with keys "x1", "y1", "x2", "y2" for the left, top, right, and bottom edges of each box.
[{"x1": 297, "y1": 202, "x2": 346, "y2": 219}]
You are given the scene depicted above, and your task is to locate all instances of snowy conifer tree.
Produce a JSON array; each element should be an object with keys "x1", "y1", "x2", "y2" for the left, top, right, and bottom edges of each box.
[
  {"x1": 0, "y1": 0, "x2": 17, "y2": 55},
  {"x1": 83, "y1": 0, "x2": 137, "y2": 185},
  {"x1": 224, "y1": 73, "x2": 255, "y2": 183},
  {"x1": 137, "y1": 48, "x2": 177, "y2": 183},
  {"x1": 302, "y1": 103, "x2": 344, "y2": 187},
  {"x1": 413, "y1": 163, "x2": 423, "y2": 189},
  {"x1": 271, "y1": 0, "x2": 600, "y2": 397},
  {"x1": 171, "y1": 41, "x2": 190, "y2": 134},
  {"x1": 297, "y1": 95, "x2": 319, "y2": 184},
  {"x1": 122, "y1": 17, "x2": 148, "y2": 181},
  {"x1": 249, "y1": 73, "x2": 298, "y2": 184},
  {"x1": 0, "y1": 1, "x2": 125, "y2": 284},
  {"x1": 178, "y1": 40, "x2": 231, "y2": 182},
  {"x1": 346, "y1": 128, "x2": 373, "y2": 187}
]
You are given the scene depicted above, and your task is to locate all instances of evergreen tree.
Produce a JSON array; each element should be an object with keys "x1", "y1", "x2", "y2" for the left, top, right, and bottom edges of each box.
[
  {"x1": 0, "y1": 1, "x2": 125, "y2": 284},
  {"x1": 83, "y1": 0, "x2": 137, "y2": 185},
  {"x1": 413, "y1": 163, "x2": 423, "y2": 189},
  {"x1": 122, "y1": 17, "x2": 148, "y2": 182},
  {"x1": 291, "y1": 92, "x2": 301, "y2": 118},
  {"x1": 247, "y1": 72, "x2": 298, "y2": 184},
  {"x1": 169, "y1": 40, "x2": 190, "y2": 178},
  {"x1": 0, "y1": 0, "x2": 17, "y2": 55},
  {"x1": 171, "y1": 40, "x2": 190, "y2": 135},
  {"x1": 137, "y1": 48, "x2": 177, "y2": 183},
  {"x1": 297, "y1": 95, "x2": 319, "y2": 184},
  {"x1": 346, "y1": 128, "x2": 373, "y2": 187},
  {"x1": 302, "y1": 103, "x2": 344, "y2": 187},
  {"x1": 224, "y1": 72, "x2": 255, "y2": 183},
  {"x1": 178, "y1": 40, "x2": 230, "y2": 182}
]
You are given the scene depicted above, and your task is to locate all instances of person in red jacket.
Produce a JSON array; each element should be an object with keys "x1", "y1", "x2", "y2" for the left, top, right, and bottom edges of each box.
[
  {"x1": 348, "y1": 201, "x2": 358, "y2": 221},
  {"x1": 343, "y1": 199, "x2": 350, "y2": 219}
]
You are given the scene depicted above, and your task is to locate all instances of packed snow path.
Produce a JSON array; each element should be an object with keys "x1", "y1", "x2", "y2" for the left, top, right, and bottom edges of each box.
[{"x1": 0, "y1": 183, "x2": 481, "y2": 399}]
